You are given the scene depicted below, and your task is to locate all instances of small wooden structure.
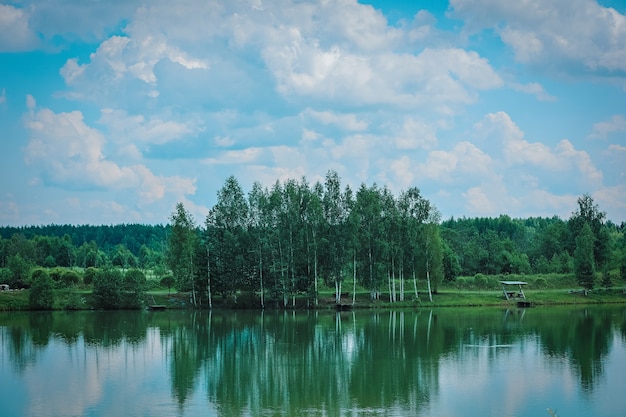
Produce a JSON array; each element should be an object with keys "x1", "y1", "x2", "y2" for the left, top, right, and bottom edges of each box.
[
  {"x1": 148, "y1": 295, "x2": 166, "y2": 310},
  {"x1": 500, "y1": 281, "x2": 527, "y2": 300}
]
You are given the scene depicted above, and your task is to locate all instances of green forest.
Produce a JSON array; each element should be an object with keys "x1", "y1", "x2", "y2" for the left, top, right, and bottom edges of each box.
[{"x1": 1, "y1": 171, "x2": 625, "y2": 310}]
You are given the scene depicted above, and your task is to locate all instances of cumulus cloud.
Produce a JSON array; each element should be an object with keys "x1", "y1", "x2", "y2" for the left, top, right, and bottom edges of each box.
[
  {"x1": 474, "y1": 111, "x2": 603, "y2": 182},
  {"x1": 417, "y1": 141, "x2": 493, "y2": 183},
  {"x1": 510, "y1": 81, "x2": 556, "y2": 102},
  {"x1": 264, "y1": 43, "x2": 502, "y2": 108},
  {"x1": 23, "y1": 97, "x2": 196, "y2": 202},
  {"x1": 303, "y1": 109, "x2": 368, "y2": 131},
  {"x1": 97, "y1": 108, "x2": 203, "y2": 146},
  {"x1": 0, "y1": 4, "x2": 38, "y2": 51},
  {"x1": 449, "y1": 0, "x2": 626, "y2": 77},
  {"x1": 588, "y1": 114, "x2": 626, "y2": 139},
  {"x1": 60, "y1": 33, "x2": 208, "y2": 100},
  {"x1": 52, "y1": 0, "x2": 502, "y2": 112},
  {"x1": 393, "y1": 117, "x2": 438, "y2": 150}
]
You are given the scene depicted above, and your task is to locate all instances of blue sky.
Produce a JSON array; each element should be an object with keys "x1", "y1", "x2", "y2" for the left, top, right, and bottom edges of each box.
[{"x1": 1, "y1": 0, "x2": 625, "y2": 226}]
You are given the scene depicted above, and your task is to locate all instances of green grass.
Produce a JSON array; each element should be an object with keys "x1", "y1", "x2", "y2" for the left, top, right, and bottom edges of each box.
[{"x1": 2, "y1": 273, "x2": 625, "y2": 311}]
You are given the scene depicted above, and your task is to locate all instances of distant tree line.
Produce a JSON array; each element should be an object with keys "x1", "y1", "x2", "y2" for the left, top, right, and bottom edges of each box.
[{"x1": 1, "y1": 172, "x2": 625, "y2": 309}]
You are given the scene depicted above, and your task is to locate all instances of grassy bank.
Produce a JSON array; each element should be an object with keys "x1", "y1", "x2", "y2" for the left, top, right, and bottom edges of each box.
[{"x1": 2, "y1": 284, "x2": 625, "y2": 311}]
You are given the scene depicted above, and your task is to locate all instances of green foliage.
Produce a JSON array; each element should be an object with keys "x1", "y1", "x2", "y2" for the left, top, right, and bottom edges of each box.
[
  {"x1": 61, "y1": 270, "x2": 82, "y2": 287},
  {"x1": 0, "y1": 180, "x2": 621, "y2": 310},
  {"x1": 569, "y1": 193, "x2": 610, "y2": 270},
  {"x1": 92, "y1": 268, "x2": 123, "y2": 309},
  {"x1": 6, "y1": 254, "x2": 31, "y2": 288},
  {"x1": 574, "y1": 223, "x2": 596, "y2": 291},
  {"x1": 63, "y1": 291, "x2": 84, "y2": 310},
  {"x1": 442, "y1": 241, "x2": 461, "y2": 281},
  {"x1": 83, "y1": 267, "x2": 98, "y2": 286},
  {"x1": 473, "y1": 273, "x2": 488, "y2": 288},
  {"x1": 160, "y1": 275, "x2": 176, "y2": 294},
  {"x1": 168, "y1": 203, "x2": 200, "y2": 299},
  {"x1": 600, "y1": 267, "x2": 613, "y2": 289},
  {"x1": 620, "y1": 243, "x2": 626, "y2": 285},
  {"x1": 29, "y1": 269, "x2": 55, "y2": 310},
  {"x1": 123, "y1": 269, "x2": 147, "y2": 308}
]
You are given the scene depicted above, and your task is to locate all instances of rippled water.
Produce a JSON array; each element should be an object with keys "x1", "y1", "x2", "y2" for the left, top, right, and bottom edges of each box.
[{"x1": 1, "y1": 306, "x2": 625, "y2": 417}]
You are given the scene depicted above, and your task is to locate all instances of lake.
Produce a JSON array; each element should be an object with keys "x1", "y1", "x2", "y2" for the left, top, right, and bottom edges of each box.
[{"x1": 1, "y1": 306, "x2": 625, "y2": 417}]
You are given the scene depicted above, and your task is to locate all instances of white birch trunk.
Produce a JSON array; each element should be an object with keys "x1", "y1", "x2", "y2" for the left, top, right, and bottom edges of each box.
[
  {"x1": 352, "y1": 252, "x2": 356, "y2": 306},
  {"x1": 391, "y1": 257, "x2": 396, "y2": 302},
  {"x1": 207, "y1": 246, "x2": 212, "y2": 309}
]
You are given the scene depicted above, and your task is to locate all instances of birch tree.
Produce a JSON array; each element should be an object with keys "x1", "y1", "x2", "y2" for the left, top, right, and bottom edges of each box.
[{"x1": 168, "y1": 202, "x2": 199, "y2": 306}]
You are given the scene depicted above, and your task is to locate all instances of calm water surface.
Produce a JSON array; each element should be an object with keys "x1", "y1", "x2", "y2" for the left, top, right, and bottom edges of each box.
[{"x1": 1, "y1": 306, "x2": 625, "y2": 417}]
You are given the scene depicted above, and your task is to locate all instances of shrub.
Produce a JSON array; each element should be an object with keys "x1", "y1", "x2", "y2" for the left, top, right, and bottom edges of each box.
[
  {"x1": 473, "y1": 273, "x2": 488, "y2": 289},
  {"x1": 83, "y1": 267, "x2": 98, "y2": 286},
  {"x1": 123, "y1": 269, "x2": 147, "y2": 309},
  {"x1": 61, "y1": 270, "x2": 82, "y2": 287},
  {"x1": 92, "y1": 269, "x2": 123, "y2": 309},
  {"x1": 534, "y1": 277, "x2": 548, "y2": 288},
  {"x1": 29, "y1": 269, "x2": 55, "y2": 310},
  {"x1": 63, "y1": 290, "x2": 85, "y2": 310}
]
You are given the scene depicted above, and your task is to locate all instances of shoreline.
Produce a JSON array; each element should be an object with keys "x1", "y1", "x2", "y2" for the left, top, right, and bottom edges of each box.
[{"x1": 2, "y1": 287, "x2": 626, "y2": 311}]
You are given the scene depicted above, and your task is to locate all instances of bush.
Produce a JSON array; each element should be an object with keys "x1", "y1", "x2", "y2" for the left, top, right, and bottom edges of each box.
[
  {"x1": 123, "y1": 269, "x2": 147, "y2": 309},
  {"x1": 92, "y1": 269, "x2": 123, "y2": 309},
  {"x1": 83, "y1": 267, "x2": 98, "y2": 286},
  {"x1": 63, "y1": 290, "x2": 85, "y2": 310},
  {"x1": 534, "y1": 277, "x2": 548, "y2": 288},
  {"x1": 61, "y1": 270, "x2": 82, "y2": 287},
  {"x1": 473, "y1": 273, "x2": 488, "y2": 289},
  {"x1": 29, "y1": 269, "x2": 55, "y2": 310}
]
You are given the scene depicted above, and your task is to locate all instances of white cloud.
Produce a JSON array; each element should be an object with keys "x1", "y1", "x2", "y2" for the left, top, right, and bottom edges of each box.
[
  {"x1": 60, "y1": 33, "x2": 208, "y2": 99},
  {"x1": 0, "y1": 4, "x2": 38, "y2": 51},
  {"x1": 304, "y1": 109, "x2": 368, "y2": 131},
  {"x1": 475, "y1": 111, "x2": 603, "y2": 182},
  {"x1": 594, "y1": 184, "x2": 626, "y2": 221},
  {"x1": 588, "y1": 114, "x2": 626, "y2": 139},
  {"x1": 203, "y1": 148, "x2": 264, "y2": 165},
  {"x1": 450, "y1": 0, "x2": 626, "y2": 76},
  {"x1": 23, "y1": 100, "x2": 196, "y2": 203},
  {"x1": 510, "y1": 81, "x2": 556, "y2": 102},
  {"x1": 417, "y1": 141, "x2": 493, "y2": 183},
  {"x1": 97, "y1": 108, "x2": 202, "y2": 146},
  {"x1": 463, "y1": 186, "x2": 496, "y2": 215},
  {"x1": 264, "y1": 43, "x2": 502, "y2": 108},
  {"x1": 393, "y1": 117, "x2": 438, "y2": 150},
  {"x1": 213, "y1": 136, "x2": 235, "y2": 147}
]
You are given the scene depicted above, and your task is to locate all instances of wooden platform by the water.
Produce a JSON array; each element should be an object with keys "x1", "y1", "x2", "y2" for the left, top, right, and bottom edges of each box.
[
  {"x1": 148, "y1": 305, "x2": 167, "y2": 311},
  {"x1": 336, "y1": 304, "x2": 352, "y2": 311}
]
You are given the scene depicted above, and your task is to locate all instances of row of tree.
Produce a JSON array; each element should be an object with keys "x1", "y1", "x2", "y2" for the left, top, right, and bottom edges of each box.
[
  {"x1": 2, "y1": 173, "x2": 625, "y2": 308},
  {"x1": 168, "y1": 172, "x2": 444, "y2": 308}
]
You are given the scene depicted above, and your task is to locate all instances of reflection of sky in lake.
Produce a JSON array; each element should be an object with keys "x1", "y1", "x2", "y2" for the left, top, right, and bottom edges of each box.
[
  {"x1": 0, "y1": 329, "x2": 178, "y2": 417},
  {"x1": 433, "y1": 334, "x2": 625, "y2": 417}
]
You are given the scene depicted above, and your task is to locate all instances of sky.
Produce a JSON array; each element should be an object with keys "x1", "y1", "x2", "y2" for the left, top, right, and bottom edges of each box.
[{"x1": 1, "y1": 0, "x2": 625, "y2": 227}]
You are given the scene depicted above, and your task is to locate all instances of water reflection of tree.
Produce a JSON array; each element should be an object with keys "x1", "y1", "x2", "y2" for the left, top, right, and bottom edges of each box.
[
  {"x1": 535, "y1": 307, "x2": 616, "y2": 393},
  {"x1": 2, "y1": 306, "x2": 625, "y2": 412},
  {"x1": 165, "y1": 310, "x2": 455, "y2": 415},
  {"x1": 1, "y1": 323, "x2": 40, "y2": 373}
]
